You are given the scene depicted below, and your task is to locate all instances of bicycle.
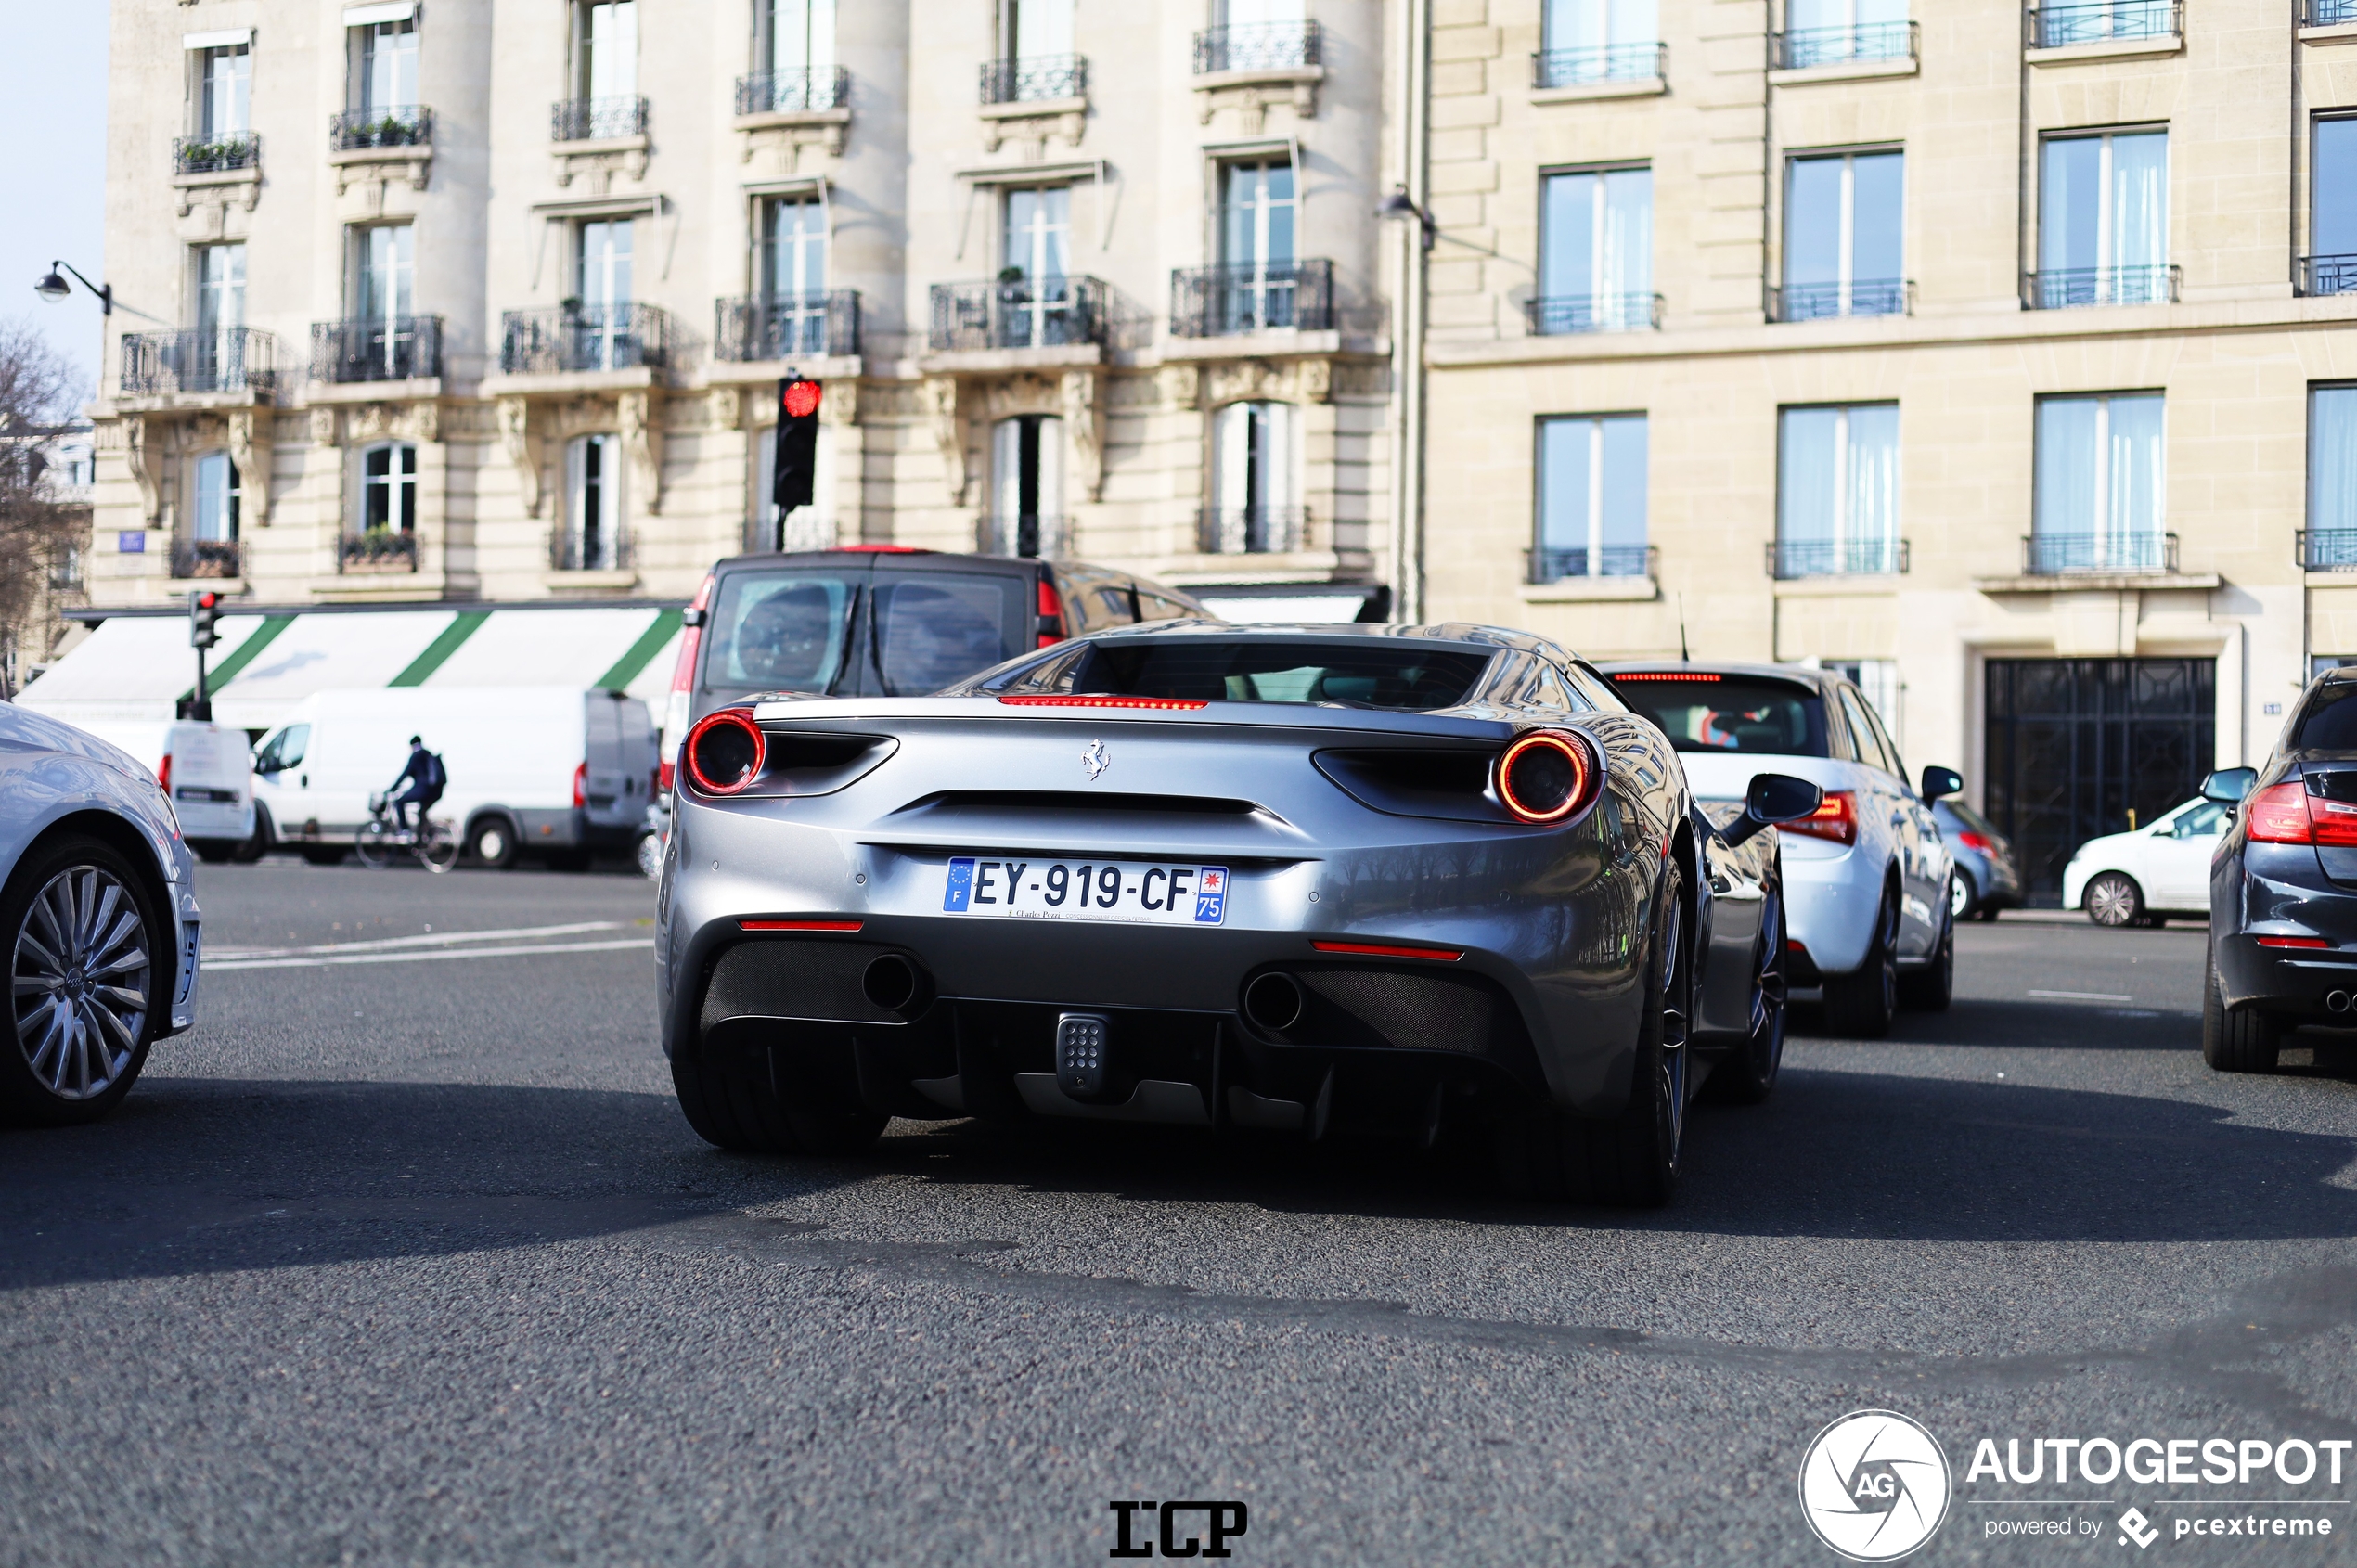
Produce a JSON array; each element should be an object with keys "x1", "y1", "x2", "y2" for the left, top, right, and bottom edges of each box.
[{"x1": 356, "y1": 790, "x2": 461, "y2": 873}]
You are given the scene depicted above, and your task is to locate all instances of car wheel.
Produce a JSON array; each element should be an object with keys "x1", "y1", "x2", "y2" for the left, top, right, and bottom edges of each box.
[
  {"x1": 2202, "y1": 939, "x2": 2280, "y2": 1073},
  {"x1": 2085, "y1": 871, "x2": 2144, "y2": 928},
  {"x1": 298, "y1": 845, "x2": 348, "y2": 867},
  {"x1": 1822, "y1": 882, "x2": 1900, "y2": 1038},
  {"x1": 228, "y1": 806, "x2": 269, "y2": 864},
  {"x1": 1950, "y1": 870, "x2": 1977, "y2": 922},
  {"x1": 636, "y1": 830, "x2": 663, "y2": 881},
  {"x1": 1898, "y1": 898, "x2": 1954, "y2": 1012},
  {"x1": 1703, "y1": 881, "x2": 1785, "y2": 1106},
  {"x1": 468, "y1": 817, "x2": 519, "y2": 870},
  {"x1": 0, "y1": 838, "x2": 161, "y2": 1126},
  {"x1": 670, "y1": 1038, "x2": 888, "y2": 1156}
]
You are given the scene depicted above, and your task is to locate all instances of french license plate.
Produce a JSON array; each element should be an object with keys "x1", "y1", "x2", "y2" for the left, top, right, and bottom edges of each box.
[{"x1": 940, "y1": 856, "x2": 1228, "y2": 926}]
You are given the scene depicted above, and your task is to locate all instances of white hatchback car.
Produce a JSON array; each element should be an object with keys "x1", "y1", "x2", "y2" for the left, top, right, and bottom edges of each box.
[
  {"x1": 1604, "y1": 662, "x2": 1959, "y2": 1037},
  {"x1": 2060, "y1": 796, "x2": 2228, "y2": 927}
]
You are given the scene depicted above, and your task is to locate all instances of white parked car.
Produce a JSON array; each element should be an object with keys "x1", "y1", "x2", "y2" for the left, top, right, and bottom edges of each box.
[
  {"x1": 0, "y1": 701, "x2": 202, "y2": 1124},
  {"x1": 1603, "y1": 662, "x2": 1959, "y2": 1037},
  {"x1": 73, "y1": 718, "x2": 257, "y2": 865},
  {"x1": 2060, "y1": 797, "x2": 2228, "y2": 927}
]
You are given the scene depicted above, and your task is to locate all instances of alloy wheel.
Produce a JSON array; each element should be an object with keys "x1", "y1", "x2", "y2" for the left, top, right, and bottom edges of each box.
[
  {"x1": 1748, "y1": 895, "x2": 1788, "y2": 1073},
  {"x1": 11, "y1": 866, "x2": 150, "y2": 1100},
  {"x1": 2086, "y1": 873, "x2": 2139, "y2": 928}
]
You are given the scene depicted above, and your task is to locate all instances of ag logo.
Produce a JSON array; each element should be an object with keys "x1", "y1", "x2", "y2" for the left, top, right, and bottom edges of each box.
[{"x1": 1798, "y1": 1410, "x2": 1951, "y2": 1562}]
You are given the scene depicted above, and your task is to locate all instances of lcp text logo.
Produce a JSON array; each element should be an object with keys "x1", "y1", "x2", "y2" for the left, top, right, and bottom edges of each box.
[
  {"x1": 1799, "y1": 1410, "x2": 1954, "y2": 1562},
  {"x1": 1109, "y1": 1500, "x2": 1248, "y2": 1558}
]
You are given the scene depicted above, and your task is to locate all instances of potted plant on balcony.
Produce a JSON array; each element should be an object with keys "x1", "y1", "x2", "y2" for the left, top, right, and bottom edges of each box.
[{"x1": 342, "y1": 527, "x2": 417, "y2": 574}]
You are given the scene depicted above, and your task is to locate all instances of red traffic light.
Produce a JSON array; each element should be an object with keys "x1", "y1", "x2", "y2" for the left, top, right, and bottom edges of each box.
[
  {"x1": 195, "y1": 592, "x2": 218, "y2": 610},
  {"x1": 782, "y1": 379, "x2": 822, "y2": 419}
]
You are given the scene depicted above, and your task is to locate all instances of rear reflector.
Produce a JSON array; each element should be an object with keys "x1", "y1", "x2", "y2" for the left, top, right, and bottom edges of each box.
[
  {"x1": 997, "y1": 695, "x2": 1210, "y2": 710},
  {"x1": 739, "y1": 919, "x2": 866, "y2": 932},
  {"x1": 2256, "y1": 935, "x2": 2331, "y2": 949},
  {"x1": 1311, "y1": 940, "x2": 1464, "y2": 961}
]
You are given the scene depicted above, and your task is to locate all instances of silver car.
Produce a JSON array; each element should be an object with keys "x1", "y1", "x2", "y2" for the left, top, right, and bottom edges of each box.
[
  {"x1": 656, "y1": 623, "x2": 1822, "y2": 1207},
  {"x1": 1, "y1": 701, "x2": 202, "y2": 1123}
]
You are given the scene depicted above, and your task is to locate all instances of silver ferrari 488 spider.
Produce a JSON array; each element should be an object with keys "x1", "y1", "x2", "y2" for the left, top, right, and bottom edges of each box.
[{"x1": 656, "y1": 623, "x2": 1821, "y2": 1205}]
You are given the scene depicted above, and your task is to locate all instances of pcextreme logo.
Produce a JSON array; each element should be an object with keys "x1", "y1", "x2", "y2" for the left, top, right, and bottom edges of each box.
[{"x1": 1799, "y1": 1410, "x2": 1954, "y2": 1562}]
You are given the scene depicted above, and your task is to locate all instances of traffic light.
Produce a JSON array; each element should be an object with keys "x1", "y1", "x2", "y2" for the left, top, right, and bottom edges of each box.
[
  {"x1": 189, "y1": 590, "x2": 219, "y2": 649},
  {"x1": 773, "y1": 375, "x2": 822, "y2": 522}
]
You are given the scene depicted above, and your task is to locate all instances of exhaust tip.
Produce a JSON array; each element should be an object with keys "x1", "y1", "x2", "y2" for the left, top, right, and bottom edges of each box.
[
  {"x1": 862, "y1": 953, "x2": 921, "y2": 1013},
  {"x1": 2330, "y1": 990, "x2": 2351, "y2": 1014},
  {"x1": 1243, "y1": 971, "x2": 1306, "y2": 1033}
]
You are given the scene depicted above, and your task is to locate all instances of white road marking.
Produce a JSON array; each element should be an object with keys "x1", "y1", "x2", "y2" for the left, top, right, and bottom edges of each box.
[
  {"x1": 207, "y1": 920, "x2": 634, "y2": 961},
  {"x1": 2028, "y1": 988, "x2": 2133, "y2": 1002},
  {"x1": 205, "y1": 938, "x2": 652, "y2": 971}
]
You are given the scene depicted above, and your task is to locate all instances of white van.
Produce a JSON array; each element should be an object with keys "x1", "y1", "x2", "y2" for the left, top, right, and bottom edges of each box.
[
  {"x1": 75, "y1": 718, "x2": 257, "y2": 863},
  {"x1": 250, "y1": 687, "x2": 659, "y2": 868}
]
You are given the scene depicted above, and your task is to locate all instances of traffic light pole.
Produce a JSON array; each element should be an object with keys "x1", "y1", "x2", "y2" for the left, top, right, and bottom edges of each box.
[{"x1": 185, "y1": 589, "x2": 216, "y2": 722}]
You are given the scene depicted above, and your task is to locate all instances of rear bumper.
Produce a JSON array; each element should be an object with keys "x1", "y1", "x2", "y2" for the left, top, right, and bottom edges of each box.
[
  {"x1": 2213, "y1": 932, "x2": 2357, "y2": 1021},
  {"x1": 1781, "y1": 846, "x2": 1882, "y2": 976}
]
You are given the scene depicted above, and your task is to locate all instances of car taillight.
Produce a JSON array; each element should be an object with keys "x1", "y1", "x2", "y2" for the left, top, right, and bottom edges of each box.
[
  {"x1": 685, "y1": 710, "x2": 766, "y2": 796},
  {"x1": 573, "y1": 760, "x2": 586, "y2": 809},
  {"x1": 157, "y1": 753, "x2": 172, "y2": 794},
  {"x1": 1955, "y1": 830, "x2": 1994, "y2": 854},
  {"x1": 2246, "y1": 780, "x2": 2357, "y2": 845},
  {"x1": 1495, "y1": 731, "x2": 1599, "y2": 826},
  {"x1": 1782, "y1": 790, "x2": 1859, "y2": 846},
  {"x1": 1037, "y1": 575, "x2": 1065, "y2": 649}
]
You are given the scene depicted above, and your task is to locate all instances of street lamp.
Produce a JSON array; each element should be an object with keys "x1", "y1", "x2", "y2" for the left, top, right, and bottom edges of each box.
[
  {"x1": 32, "y1": 260, "x2": 169, "y2": 325},
  {"x1": 1376, "y1": 186, "x2": 1436, "y2": 252}
]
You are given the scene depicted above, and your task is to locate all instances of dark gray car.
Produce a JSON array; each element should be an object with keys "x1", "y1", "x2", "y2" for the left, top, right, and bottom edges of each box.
[{"x1": 1935, "y1": 797, "x2": 2022, "y2": 921}]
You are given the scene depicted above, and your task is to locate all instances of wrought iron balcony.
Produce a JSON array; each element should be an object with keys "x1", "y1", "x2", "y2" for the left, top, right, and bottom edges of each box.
[
  {"x1": 551, "y1": 526, "x2": 634, "y2": 573},
  {"x1": 1169, "y1": 261, "x2": 1333, "y2": 337},
  {"x1": 977, "y1": 514, "x2": 1071, "y2": 559},
  {"x1": 172, "y1": 538, "x2": 240, "y2": 580},
  {"x1": 1769, "y1": 279, "x2": 1913, "y2": 322},
  {"x1": 1531, "y1": 42, "x2": 1665, "y2": 89},
  {"x1": 120, "y1": 328, "x2": 277, "y2": 397},
  {"x1": 1198, "y1": 507, "x2": 1307, "y2": 556},
  {"x1": 2299, "y1": 529, "x2": 2357, "y2": 571},
  {"x1": 330, "y1": 106, "x2": 431, "y2": 149},
  {"x1": 1529, "y1": 544, "x2": 1656, "y2": 584},
  {"x1": 2022, "y1": 265, "x2": 2179, "y2": 309},
  {"x1": 1524, "y1": 292, "x2": 1662, "y2": 335},
  {"x1": 2021, "y1": 532, "x2": 2178, "y2": 574},
  {"x1": 551, "y1": 96, "x2": 648, "y2": 141},
  {"x1": 735, "y1": 66, "x2": 849, "y2": 115},
  {"x1": 714, "y1": 291, "x2": 860, "y2": 361},
  {"x1": 341, "y1": 531, "x2": 419, "y2": 574},
  {"x1": 2300, "y1": 255, "x2": 2357, "y2": 296},
  {"x1": 310, "y1": 315, "x2": 443, "y2": 383},
  {"x1": 1773, "y1": 20, "x2": 1918, "y2": 68},
  {"x1": 980, "y1": 55, "x2": 1087, "y2": 104},
  {"x1": 499, "y1": 303, "x2": 674, "y2": 375},
  {"x1": 2306, "y1": 0, "x2": 2357, "y2": 23},
  {"x1": 174, "y1": 132, "x2": 260, "y2": 174},
  {"x1": 2027, "y1": 0, "x2": 2181, "y2": 47},
  {"x1": 928, "y1": 276, "x2": 1108, "y2": 352},
  {"x1": 1193, "y1": 19, "x2": 1322, "y2": 73},
  {"x1": 1767, "y1": 538, "x2": 1911, "y2": 579}
]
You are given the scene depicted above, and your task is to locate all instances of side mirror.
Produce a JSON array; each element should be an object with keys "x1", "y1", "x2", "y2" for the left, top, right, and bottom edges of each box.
[
  {"x1": 1919, "y1": 765, "x2": 1963, "y2": 802},
  {"x1": 1723, "y1": 772, "x2": 1824, "y2": 847},
  {"x1": 2202, "y1": 767, "x2": 2257, "y2": 804}
]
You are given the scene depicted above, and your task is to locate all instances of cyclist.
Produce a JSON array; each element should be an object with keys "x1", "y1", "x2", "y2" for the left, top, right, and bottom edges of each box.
[{"x1": 386, "y1": 736, "x2": 446, "y2": 833}]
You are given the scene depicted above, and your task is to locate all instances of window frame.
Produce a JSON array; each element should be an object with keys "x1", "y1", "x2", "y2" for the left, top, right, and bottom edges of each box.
[
  {"x1": 358, "y1": 441, "x2": 419, "y2": 537},
  {"x1": 1536, "y1": 161, "x2": 1654, "y2": 328},
  {"x1": 1779, "y1": 144, "x2": 1905, "y2": 316},
  {"x1": 1773, "y1": 401, "x2": 1901, "y2": 577},
  {"x1": 1532, "y1": 411, "x2": 1649, "y2": 582},
  {"x1": 2030, "y1": 390, "x2": 2168, "y2": 559}
]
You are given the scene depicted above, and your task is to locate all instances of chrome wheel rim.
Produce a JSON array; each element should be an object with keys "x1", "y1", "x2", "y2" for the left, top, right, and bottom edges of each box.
[
  {"x1": 12, "y1": 866, "x2": 149, "y2": 1100},
  {"x1": 1749, "y1": 895, "x2": 1787, "y2": 1075},
  {"x1": 1658, "y1": 896, "x2": 1687, "y2": 1163},
  {"x1": 1950, "y1": 873, "x2": 1971, "y2": 919},
  {"x1": 2088, "y1": 875, "x2": 2136, "y2": 927}
]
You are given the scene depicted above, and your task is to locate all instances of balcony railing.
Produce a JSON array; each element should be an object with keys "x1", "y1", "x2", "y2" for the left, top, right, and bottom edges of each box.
[
  {"x1": 2026, "y1": 0, "x2": 2182, "y2": 48},
  {"x1": 330, "y1": 106, "x2": 431, "y2": 149},
  {"x1": 2300, "y1": 255, "x2": 2357, "y2": 296},
  {"x1": 310, "y1": 315, "x2": 443, "y2": 383},
  {"x1": 714, "y1": 291, "x2": 861, "y2": 361},
  {"x1": 980, "y1": 55, "x2": 1087, "y2": 104},
  {"x1": 2022, "y1": 265, "x2": 2179, "y2": 309},
  {"x1": 1532, "y1": 43, "x2": 1665, "y2": 89},
  {"x1": 2306, "y1": 0, "x2": 2357, "y2": 23},
  {"x1": 2300, "y1": 529, "x2": 2357, "y2": 571},
  {"x1": 1767, "y1": 539, "x2": 1911, "y2": 579},
  {"x1": 977, "y1": 514, "x2": 1072, "y2": 559},
  {"x1": 174, "y1": 132, "x2": 260, "y2": 174},
  {"x1": 1529, "y1": 544, "x2": 1656, "y2": 584},
  {"x1": 2021, "y1": 532, "x2": 2178, "y2": 574},
  {"x1": 341, "y1": 531, "x2": 418, "y2": 574},
  {"x1": 735, "y1": 66, "x2": 850, "y2": 115},
  {"x1": 550, "y1": 527, "x2": 634, "y2": 573},
  {"x1": 1773, "y1": 20, "x2": 1918, "y2": 69},
  {"x1": 1769, "y1": 279, "x2": 1913, "y2": 322},
  {"x1": 499, "y1": 303, "x2": 675, "y2": 374},
  {"x1": 1193, "y1": 20, "x2": 1323, "y2": 73},
  {"x1": 1170, "y1": 260, "x2": 1334, "y2": 337},
  {"x1": 551, "y1": 96, "x2": 648, "y2": 141},
  {"x1": 120, "y1": 328, "x2": 277, "y2": 397},
  {"x1": 1525, "y1": 292, "x2": 1662, "y2": 335},
  {"x1": 172, "y1": 539, "x2": 240, "y2": 580},
  {"x1": 1199, "y1": 507, "x2": 1308, "y2": 556},
  {"x1": 929, "y1": 276, "x2": 1109, "y2": 352}
]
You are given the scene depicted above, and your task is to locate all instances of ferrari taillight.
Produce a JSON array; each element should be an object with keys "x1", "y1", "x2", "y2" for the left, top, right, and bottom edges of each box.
[
  {"x1": 1495, "y1": 731, "x2": 1598, "y2": 826},
  {"x1": 685, "y1": 710, "x2": 766, "y2": 796},
  {"x1": 1782, "y1": 790, "x2": 1859, "y2": 846}
]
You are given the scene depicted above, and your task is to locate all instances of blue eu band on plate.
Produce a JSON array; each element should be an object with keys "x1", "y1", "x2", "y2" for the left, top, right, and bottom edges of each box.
[{"x1": 942, "y1": 857, "x2": 1229, "y2": 926}]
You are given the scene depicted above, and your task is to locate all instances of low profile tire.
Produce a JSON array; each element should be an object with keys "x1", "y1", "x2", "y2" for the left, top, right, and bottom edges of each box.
[
  {"x1": 1703, "y1": 882, "x2": 1786, "y2": 1106},
  {"x1": 468, "y1": 817, "x2": 519, "y2": 870},
  {"x1": 1822, "y1": 883, "x2": 1900, "y2": 1038},
  {"x1": 670, "y1": 1040, "x2": 887, "y2": 1156},
  {"x1": 188, "y1": 840, "x2": 238, "y2": 865},
  {"x1": 1, "y1": 837, "x2": 163, "y2": 1126},
  {"x1": 2085, "y1": 871, "x2": 2144, "y2": 929},
  {"x1": 2203, "y1": 940, "x2": 2281, "y2": 1073},
  {"x1": 1949, "y1": 870, "x2": 1977, "y2": 923},
  {"x1": 299, "y1": 845, "x2": 348, "y2": 867},
  {"x1": 1898, "y1": 901, "x2": 1954, "y2": 1013}
]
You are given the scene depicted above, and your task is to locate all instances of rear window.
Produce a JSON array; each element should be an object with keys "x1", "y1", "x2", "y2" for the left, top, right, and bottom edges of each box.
[
  {"x1": 988, "y1": 638, "x2": 1494, "y2": 710},
  {"x1": 2293, "y1": 686, "x2": 2357, "y2": 751},
  {"x1": 703, "y1": 571, "x2": 858, "y2": 695},
  {"x1": 874, "y1": 572, "x2": 1025, "y2": 695},
  {"x1": 1943, "y1": 799, "x2": 1999, "y2": 838},
  {"x1": 1607, "y1": 673, "x2": 1829, "y2": 756}
]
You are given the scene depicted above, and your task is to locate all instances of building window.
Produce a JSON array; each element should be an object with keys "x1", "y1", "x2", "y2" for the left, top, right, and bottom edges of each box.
[
  {"x1": 565, "y1": 434, "x2": 624, "y2": 571},
  {"x1": 1538, "y1": 0, "x2": 1659, "y2": 86},
  {"x1": 196, "y1": 44, "x2": 251, "y2": 138},
  {"x1": 193, "y1": 452, "x2": 241, "y2": 544},
  {"x1": 760, "y1": 0, "x2": 835, "y2": 72},
  {"x1": 2029, "y1": 0, "x2": 2178, "y2": 49},
  {"x1": 1207, "y1": 401, "x2": 1301, "y2": 555},
  {"x1": 986, "y1": 0, "x2": 1081, "y2": 102},
  {"x1": 1208, "y1": 160, "x2": 1300, "y2": 331},
  {"x1": 1535, "y1": 414, "x2": 1647, "y2": 582},
  {"x1": 1776, "y1": 405, "x2": 1900, "y2": 577},
  {"x1": 361, "y1": 443, "x2": 419, "y2": 534},
  {"x1": 755, "y1": 422, "x2": 836, "y2": 553},
  {"x1": 573, "y1": 219, "x2": 636, "y2": 369},
  {"x1": 2307, "y1": 386, "x2": 2357, "y2": 570},
  {"x1": 2309, "y1": 118, "x2": 2357, "y2": 296},
  {"x1": 2032, "y1": 393, "x2": 2165, "y2": 572},
  {"x1": 196, "y1": 243, "x2": 247, "y2": 333},
  {"x1": 998, "y1": 186, "x2": 1077, "y2": 347},
  {"x1": 353, "y1": 224, "x2": 415, "y2": 324},
  {"x1": 576, "y1": 0, "x2": 638, "y2": 98},
  {"x1": 760, "y1": 196, "x2": 827, "y2": 302},
  {"x1": 1534, "y1": 166, "x2": 1653, "y2": 333},
  {"x1": 2034, "y1": 130, "x2": 2170, "y2": 308},
  {"x1": 1779, "y1": 149, "x2": 1904, "y2": 320},
  {"x1": 351, "y1": 14, "x2": 418, "y2": 112},
  {"x1": 1777, "y1": 0, "x2": 1912, "y2": 69},
  {"x1": 990, "y1": 415, "x2": 1064, "y2": 558}
]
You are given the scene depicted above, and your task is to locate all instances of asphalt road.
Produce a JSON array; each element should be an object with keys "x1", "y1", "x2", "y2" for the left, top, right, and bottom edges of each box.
[{"x1": 6, "y1": 865, "x2": 2357, "y2": 1566}]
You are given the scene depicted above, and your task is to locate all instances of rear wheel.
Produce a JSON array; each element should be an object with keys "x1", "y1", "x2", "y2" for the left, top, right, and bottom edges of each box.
[
  {"x1": 1, "y1": 839, "x2": 161, "y2": 1126},
  {"x1": 2085, "y1": 871, "x2": 2144, "y2": 929},
  {"x1": 1822, "y1": 883, "x2": 1899, "y2": 1038},
  {"x1": 1949, "y1": 870, "x2": 1976, "y2": 922},
  {"x1": 467, "y1": 816, "x2": 518, "y2": 870},
  {"x1": 636, "y1": 830, "x2": 663, "y2": 881},
  {"x1": 2203, "y1": 940, "x2": 2281, "y2": 1073},
  {"x1": 1898, "y1": 901, "x2": 1954, "y2": 1012},
  {"x1": 228, "y1": 807, "x2": 268, "y2": 864},
  {"x1": 1703, "y1": 884, "x2": 1786, "y2": 1105},
  {"x1": 670, "y1": 1039, "x2": 888, "y2": 1156},
  {"x1": 420, "y1": 825, "x2": 459, "y2": 874}
]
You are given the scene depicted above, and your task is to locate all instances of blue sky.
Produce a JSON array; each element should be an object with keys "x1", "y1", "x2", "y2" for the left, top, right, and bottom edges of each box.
[{"x1": 0, "y1": 0, "x2": 109, "y2": 405}]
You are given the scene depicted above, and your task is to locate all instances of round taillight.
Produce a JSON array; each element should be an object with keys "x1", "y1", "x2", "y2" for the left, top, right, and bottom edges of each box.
[
  {"x1": 1497, "y1": 730, "x2": 1595, "y2": 825},
  {"x1": 686, "y1": 710, "x2": 766, "y2": 795}
]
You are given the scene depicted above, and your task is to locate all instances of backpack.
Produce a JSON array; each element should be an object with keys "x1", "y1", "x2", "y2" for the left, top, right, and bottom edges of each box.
[{"x1": 424, "y1": 752, "x2": 447, "y2": 790}]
